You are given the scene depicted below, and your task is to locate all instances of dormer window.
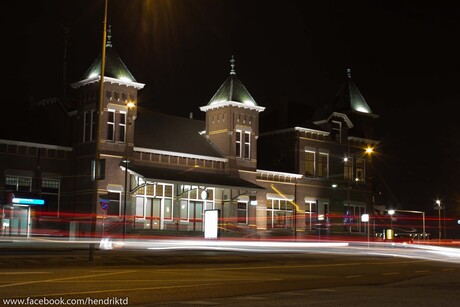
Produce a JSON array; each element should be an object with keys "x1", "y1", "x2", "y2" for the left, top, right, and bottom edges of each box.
[{"x1": 331, "y1": 120, "x2": 342, "y2": 142}]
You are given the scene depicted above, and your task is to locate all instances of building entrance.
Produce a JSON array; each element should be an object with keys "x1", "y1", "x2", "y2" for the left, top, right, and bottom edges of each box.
[
  {"x1": 144, "y1": 198, "x2": 162, "y2": 230},
  {"x1": 1, "y1": 206, "x2": 29, "y2": 236},
  {"x1": 189, "y1": 201, "x2": 203, "y2": 231}
]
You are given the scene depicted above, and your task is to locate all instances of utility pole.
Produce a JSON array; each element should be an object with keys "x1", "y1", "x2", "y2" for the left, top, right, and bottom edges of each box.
[{"x1": 89, "y1": 0, "x2": 108, "y2": 261}]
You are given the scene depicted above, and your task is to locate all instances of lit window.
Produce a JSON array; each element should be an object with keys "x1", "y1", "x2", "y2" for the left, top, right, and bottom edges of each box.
[
  {"x1": 305, "y1": 151, "x2": 315, "y2": 176},
  {"x1": 236, "y1": 130, "x2": 251, "y2": 159},
  {"x1": 236, "y1": 130, "x2": 241, "y2": 158},
  {"x1": 355, "y1": 158, "x2": 365, "y2": 182},
  {"x1": 266, "y1": 199, "x2": 294, "y2": 229},
  {"x1": 5, "y1": 176, "x2": 32, "y2": 192},
  {"x1": 318, "y1": 152, "x2": 329, "y2": 178},
  {"x1": 305, "y1": 200, "x2": 317, "y2": 230}
]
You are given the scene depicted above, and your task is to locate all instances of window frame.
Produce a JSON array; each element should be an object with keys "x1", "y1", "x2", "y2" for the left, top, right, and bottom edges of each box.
[
  {"x1": 304, "y1": 150, "x2": 316, "y2": 176},
  {"x1": 107, "y1": 109, "x2": 115, "y2": 142}
]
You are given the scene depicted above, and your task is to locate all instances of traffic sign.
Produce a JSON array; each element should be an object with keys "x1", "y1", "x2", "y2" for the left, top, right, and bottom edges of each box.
[{"x1": 99, "y1": 198, "x2": 109, "y2": 210}]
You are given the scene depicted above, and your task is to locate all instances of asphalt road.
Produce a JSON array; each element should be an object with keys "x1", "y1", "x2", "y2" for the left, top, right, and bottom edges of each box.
[{"x1": 1, "y1": 244, "x2": 460, "y2": 306}]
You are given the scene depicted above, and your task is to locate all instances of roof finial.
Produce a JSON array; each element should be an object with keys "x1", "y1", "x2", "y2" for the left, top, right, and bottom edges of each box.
[
  {"x1": 230, "y1": 55, "x2": 236, "y2": 75},
  {"x1": 106, "y1": 25, "x2": 112, "y2": 48},
  {"x1": 347, "y1": 68, "x2": 351, "y2": 78}
]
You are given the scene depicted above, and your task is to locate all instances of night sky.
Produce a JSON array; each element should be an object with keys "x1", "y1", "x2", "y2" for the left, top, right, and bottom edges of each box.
[{"x1": 3, "y1": 1, "x2": 460, "y2": 220}]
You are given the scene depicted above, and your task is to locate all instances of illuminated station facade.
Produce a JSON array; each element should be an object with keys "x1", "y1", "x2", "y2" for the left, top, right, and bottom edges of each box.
[{"x1": 0, "y1": 33, "x2": 380, "y2": 238}]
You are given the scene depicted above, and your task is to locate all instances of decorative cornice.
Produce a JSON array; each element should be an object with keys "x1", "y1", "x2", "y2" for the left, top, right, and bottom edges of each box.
[
  {"x1": 0, "y1": 139, "x2": 73, "y2": 151},
  {"x1": 257, "y1": 169, "x2": 303, "y2": 179},
  {"x1": 260, "y1": 126, "x2": 329, "y2": 137},
  {"x1": 200, "y1": 101, "x2": 265, "y2": 113},
  {"x1": 347, "y1": 136, "x2": 380, "y2": 145},
  {"x1": 71, "y1": 76, "x2": 145, "y2": 90},
  {"x1": 134, "y1": 147, "x2": 228, "y2": 162}
]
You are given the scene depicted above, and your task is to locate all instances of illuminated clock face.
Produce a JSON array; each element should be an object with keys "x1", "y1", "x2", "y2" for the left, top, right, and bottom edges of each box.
[{"x1": 201, "y1": 190, "x2": 208, "y2": 200}]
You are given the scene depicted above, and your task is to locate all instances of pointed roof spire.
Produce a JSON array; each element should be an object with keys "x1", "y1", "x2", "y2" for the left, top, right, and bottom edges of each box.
[
  {"x1": 230, "y1": 55, "x2": 236, "y2": 75},
  {"x1": 106, "y1": 25, "x2": 112, "y2": 48},
  {"x1": 200, "y1": 56, "x2": 265, "y2": 112},
  {"x1": 332, "y1": 69, "x2": 376, "y2": 116}
]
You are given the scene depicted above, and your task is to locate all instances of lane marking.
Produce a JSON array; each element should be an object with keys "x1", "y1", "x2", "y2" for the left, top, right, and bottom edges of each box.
[
  {"x1": 0, "y1": 272, "x2": 50, "y2": 275},
  {"x1": 415, "y1": 270, "x2": 430, "y2": 273},
  {"x1": 0, "y1": 270, "x2": 137, "y2": 288},
  {"x1": 382, "y1": 272, "x2": 400, "y2": 275}
]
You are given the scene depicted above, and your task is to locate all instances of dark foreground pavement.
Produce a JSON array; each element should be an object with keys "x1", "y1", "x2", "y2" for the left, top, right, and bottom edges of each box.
[{"x1": 1, "y1": 238, "x2": 460, "y2": 306}]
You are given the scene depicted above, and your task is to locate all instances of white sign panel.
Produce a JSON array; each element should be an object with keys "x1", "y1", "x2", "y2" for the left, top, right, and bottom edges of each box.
[{"x1": 204, "y1": 209, "x2": 219, "y2": 239}]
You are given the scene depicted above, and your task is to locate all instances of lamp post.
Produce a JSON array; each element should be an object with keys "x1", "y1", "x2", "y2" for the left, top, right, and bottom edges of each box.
[
  {"x1": 89, "y1": 0, "x2": 108, "y2": 261},
  {"x1": 436, "y1": 199, "x2": 441, "y2": 241},
  {"x1": 388, "y1": 209, "x2": 395, "y2": 229},
  {"x1": 122, "y1": 101, "x2": 135, "y2": 239}
]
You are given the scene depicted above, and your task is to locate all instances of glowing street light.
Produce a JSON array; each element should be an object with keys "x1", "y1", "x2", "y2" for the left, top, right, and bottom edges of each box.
[
  {"x1": 388, "y1": 209, "x2": 395, "y2": 226},
  {"x1": 436, "y1": 199, "x2": 442, "y2": 241}
]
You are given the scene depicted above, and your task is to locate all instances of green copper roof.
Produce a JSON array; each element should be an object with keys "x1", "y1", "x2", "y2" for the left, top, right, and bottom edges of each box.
[
  {"x1": 335, "y1": 69, "x2": 373, "y2": 114},
  {"x1": 82, "y1": 26, "x2": 136, "y2": 82},
  {"x1": 207, "y1": 56, "x2": 258, "y2": 107},
  {"x1": 83, "y1": 47, "x2": 136, "y2": 82}
]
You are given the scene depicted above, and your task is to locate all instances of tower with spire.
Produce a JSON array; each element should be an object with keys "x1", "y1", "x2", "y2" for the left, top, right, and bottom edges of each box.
[
  {"x1": 200, "y1": 56, "x2": 265, "y2": 175},
  {"x1": 313, "y1": 68, "x2": 379, "y2": 141},
  {"x1": 70, "y1": 26, "x2": 145, "y2": 214}
]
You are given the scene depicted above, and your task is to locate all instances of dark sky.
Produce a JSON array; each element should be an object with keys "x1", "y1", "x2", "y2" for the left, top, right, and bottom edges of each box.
[{"x1": 3, "y1": 0, "x2": 460, "y2": 217}]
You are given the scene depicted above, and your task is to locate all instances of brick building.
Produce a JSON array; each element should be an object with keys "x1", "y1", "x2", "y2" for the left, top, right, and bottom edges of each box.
[{"x1": 0, "y1": 33, "x2": 380, "y2": 239}]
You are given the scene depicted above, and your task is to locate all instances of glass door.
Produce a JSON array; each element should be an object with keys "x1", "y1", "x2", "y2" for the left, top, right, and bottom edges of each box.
[
  {"x1": 145, "y1": 198, "x2": 162, "y2": 230},
  {"x1": 189, "y1": 201, "x2": 203, "y2": 231}
]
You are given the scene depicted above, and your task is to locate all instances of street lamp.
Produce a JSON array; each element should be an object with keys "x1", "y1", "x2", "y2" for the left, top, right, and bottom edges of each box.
[
  {"x1": 89, "y1": 0, "x2": 109, "y2": 261},
  {"x1": 122, "y1": 100, "x2": 136, "y2": 239},
  {"x1": 436, "y1": 199, "x2": 442, "y2": 241},
  {"x1": 388, "y1": 209, "x2": 395, "y2": 228},
  {"x1": 386, "y1": 209, "x2": 426, "y2": 241},
  {"x1": 386, "y1": 209, "x2": 395, "y2": 240}
]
